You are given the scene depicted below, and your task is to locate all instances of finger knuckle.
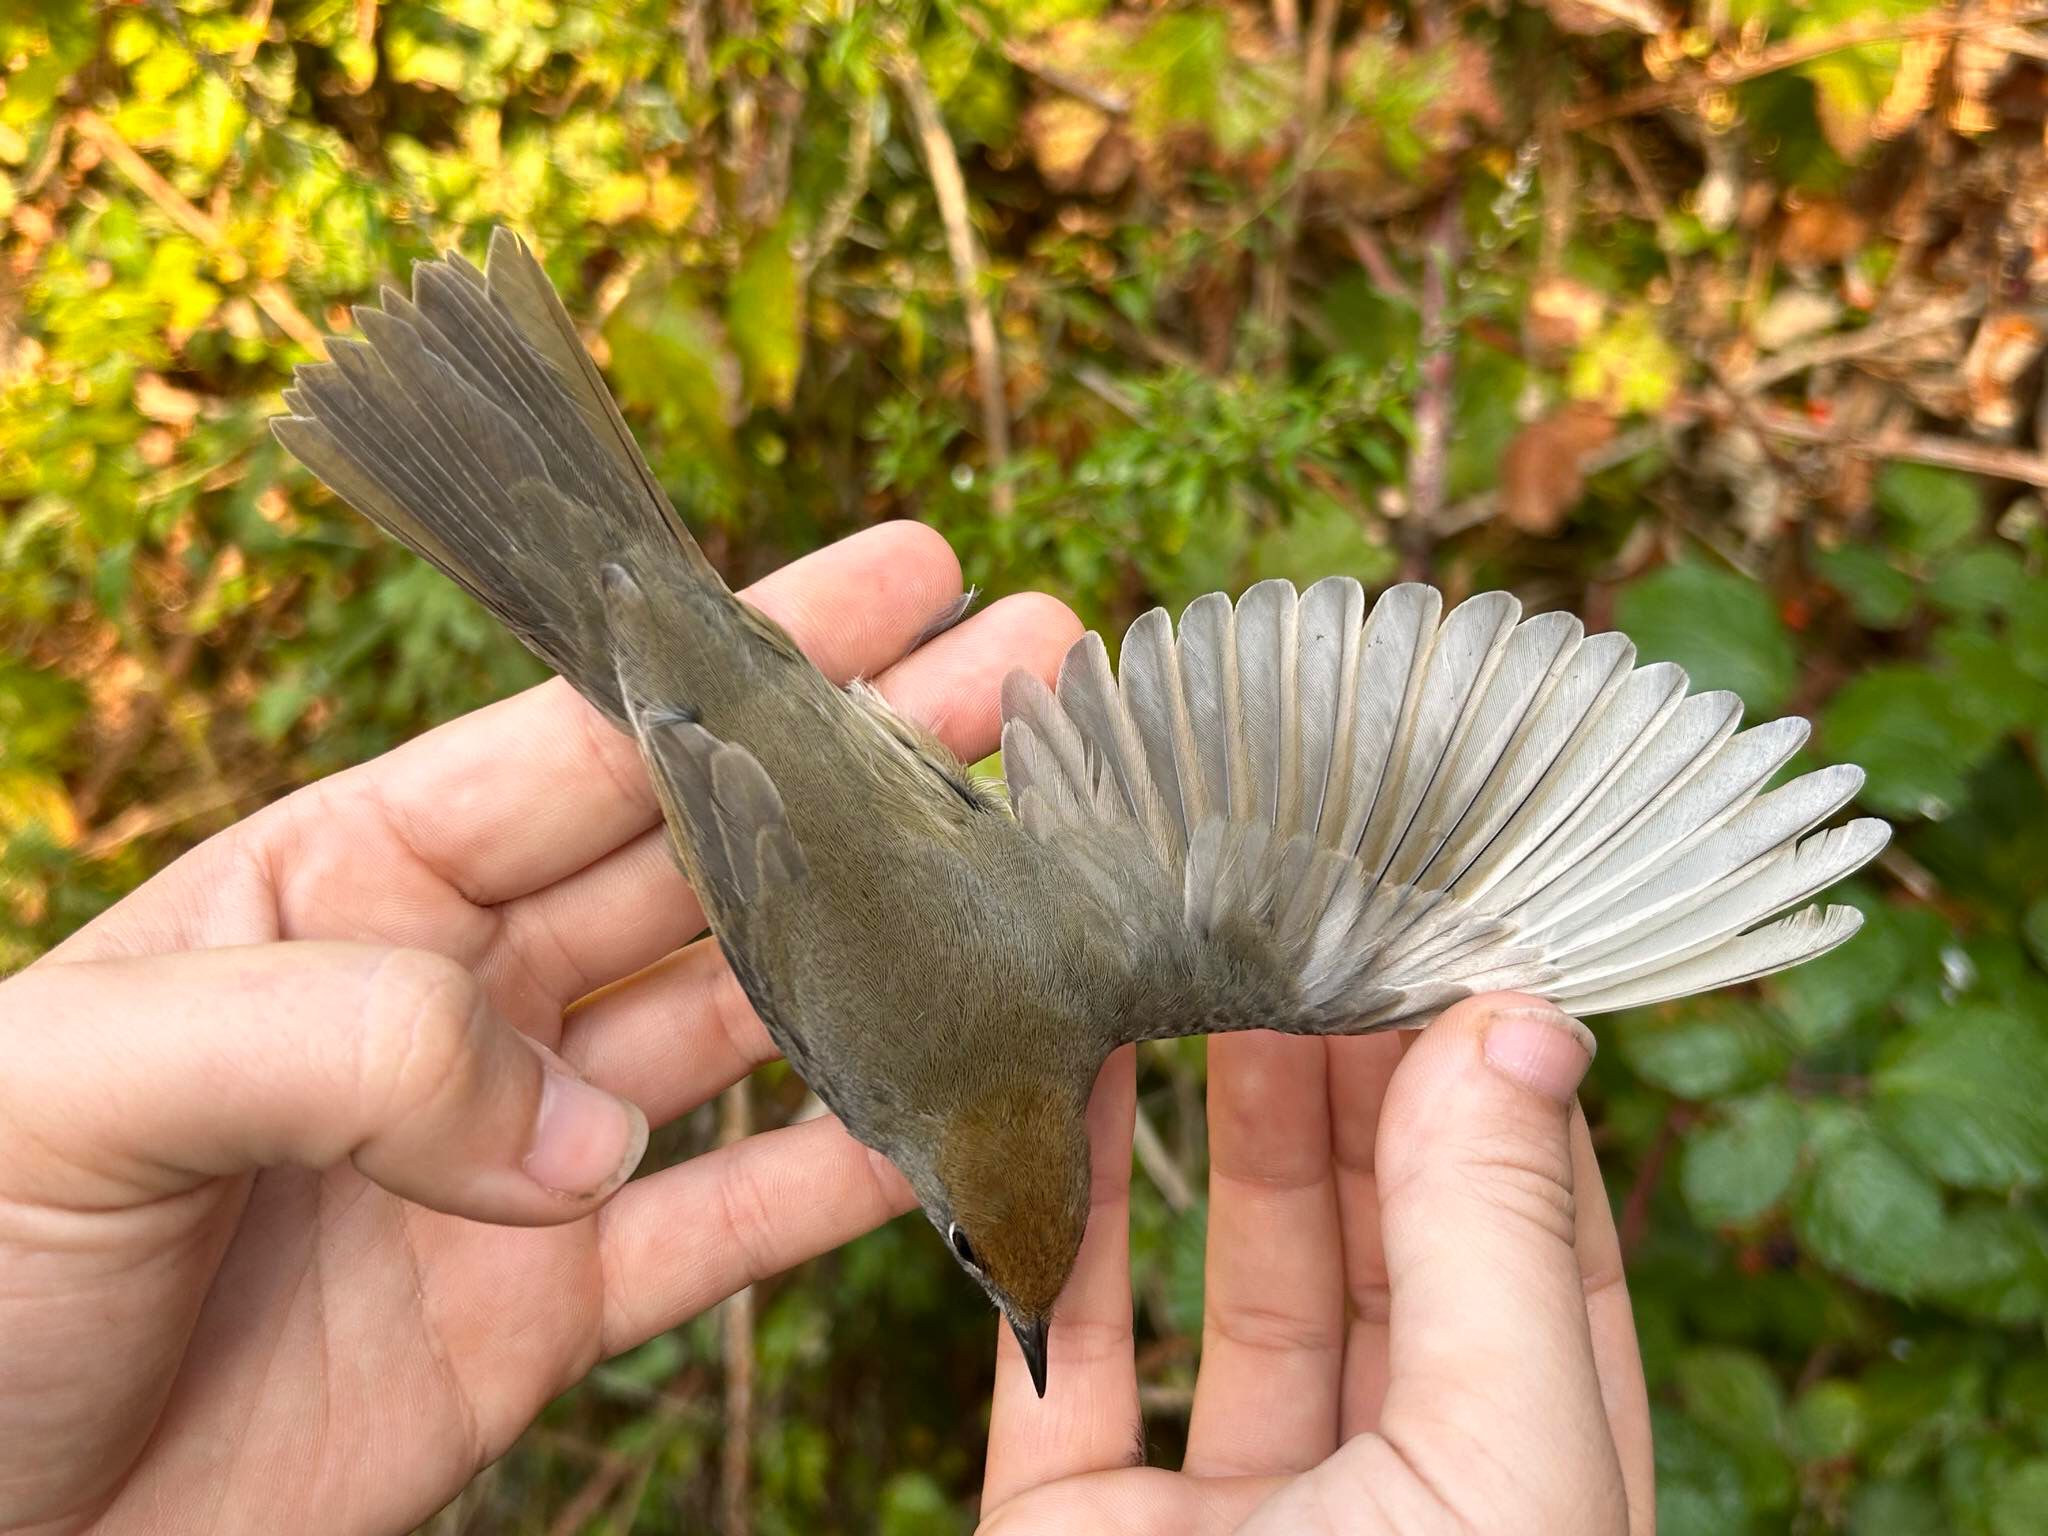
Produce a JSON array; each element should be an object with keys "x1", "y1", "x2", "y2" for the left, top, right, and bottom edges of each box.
[
  {"x1": 1207, "y1": 1293, "x2": 1343, "y2": 1357},
  {"x1": 1347, "y1": 1276, "x2": 1394, "y2": 1328},
  {"x1": 713, "y1": 1148, "x2": 783, "y2": 1286},
  {"x1": 1453, "y1": 1127, "x2": 1578, "y2": 1248},
  {"x1": 358, "y1": 949, "x2": 489, "y2": 1122}
]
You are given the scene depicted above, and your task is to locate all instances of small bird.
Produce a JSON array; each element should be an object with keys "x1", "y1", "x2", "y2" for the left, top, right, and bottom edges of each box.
[{"x1": 273, "y1": 231, "x2": 1890, "y2": 1398}]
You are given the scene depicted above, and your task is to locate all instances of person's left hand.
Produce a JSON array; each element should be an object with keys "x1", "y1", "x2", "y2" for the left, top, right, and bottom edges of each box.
[
  {"x1": 0, "y1": 523, "x2": 1079, "y2": 1535},
  {"x1": 975, "y1": 998, "x2": 1655, "y2": 1535}
]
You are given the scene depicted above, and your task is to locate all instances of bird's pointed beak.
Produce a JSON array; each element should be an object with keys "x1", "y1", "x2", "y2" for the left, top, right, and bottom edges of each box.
[{"x1": 1010, "y1": 1315, "x2": 1051, "y2": 1398}]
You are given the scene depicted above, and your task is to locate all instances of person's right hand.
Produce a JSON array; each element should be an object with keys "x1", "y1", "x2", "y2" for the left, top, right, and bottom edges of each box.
[
  {"x1": 977, "y1": 995, "x2": 1652, "y2": 1535},
  {"x1": 0, "y1": 523, "x2": 1081, "y2": 1536}
]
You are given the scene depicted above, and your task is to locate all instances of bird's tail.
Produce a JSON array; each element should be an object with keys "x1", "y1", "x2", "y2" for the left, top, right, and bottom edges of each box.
[{"x1": 272, "y1": 228, "x2": 726, "y2": 726}]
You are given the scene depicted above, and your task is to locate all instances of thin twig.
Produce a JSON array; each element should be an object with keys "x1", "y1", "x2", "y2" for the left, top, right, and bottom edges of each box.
[
  {"x1": 546, "y1": 1451, "x2": 635, "y2": 1536},
  {"x1": 71, "y1": 551, "x2": 228, "y2": 826},
  {"x1": 1405, "y1": 193, "x2": 1463, "y2": 535},
  {"x1": 232, "y1": 0, "x2": 275, "y2": 65},
  {"x1": 795, "y1": 96, "x2": 876, "y2": 280},
  {"x1": 72, "y1": 110, "x2": 325, "y2": 354},
  {"x1": 1736, "y1": 289, "x2": 1984, "y2": 393},
  {"x1": 1342, "y1": 222, "x2": 1416, "y2": 305},
  {"x1": 1272, "y1": 0, "x2": 1301, "y2": 47},
  {"x1": 1740, "y1": 400, "x2": 2048, "y2": 487},
  {"x1": 1878, "y1": 846, "x2": 1939, "y2": 901},
  {"x1": 955, "y1": 6, "x2": 1130, "y2": 116},
  {"x1": 718, "y1": 1081, "x2": 755, "y2": 1536},
  {"x1": 1139, "y1": 1382, "x2": 1196, "y2": 1415},
  {"x1": 1072, "y1": 363, "x2": 1143, "y2": 418},
  {"x1": 76, "y1": 778, "x2": 291, "y2": 860},
  {"x1": 1133, "y1": 1104, "x2": 1198, "y2": 1214},
  {"x1": 888, "y1": 45, "x2": 1014, "y2": 517},
  {"x1": 1562, "y1": 6, "x2": 2048, "y2": 130},
  {"x1": 1253, "y1": 0, "x2": 1341, "y2": 369},
  {"x1": 1619, "y1": 1106, "x2": 1688, "y2": 1260}
]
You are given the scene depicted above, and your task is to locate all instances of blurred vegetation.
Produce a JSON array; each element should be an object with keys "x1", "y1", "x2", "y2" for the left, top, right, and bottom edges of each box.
[{"x1": 7, "y1": 0, "x2": 2048, "y2": 1531}]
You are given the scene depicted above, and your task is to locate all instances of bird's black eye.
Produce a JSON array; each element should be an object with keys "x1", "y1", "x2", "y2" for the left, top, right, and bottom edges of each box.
[{"x1": 948, "y1": 1222, "x2": 980, "y2": 1270}]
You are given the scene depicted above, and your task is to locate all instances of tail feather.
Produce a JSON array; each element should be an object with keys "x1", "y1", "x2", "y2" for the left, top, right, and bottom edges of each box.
[{"x1": 271, "y1": 230, "x2": 718, "y2": 725}]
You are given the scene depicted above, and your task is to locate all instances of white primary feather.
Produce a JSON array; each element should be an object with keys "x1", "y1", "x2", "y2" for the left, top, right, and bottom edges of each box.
[{"x1": 1001, "y1": 581, "x2": 1891, "y2": 1030}]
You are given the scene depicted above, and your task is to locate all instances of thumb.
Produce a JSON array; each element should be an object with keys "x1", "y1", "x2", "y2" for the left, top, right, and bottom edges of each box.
[
  {"x1": 0, "y1": 943, "x2": 648, "y2": 1223},
  {"x1": 1370, "y1": 992, "x2": 1620, "y2": 1523}
]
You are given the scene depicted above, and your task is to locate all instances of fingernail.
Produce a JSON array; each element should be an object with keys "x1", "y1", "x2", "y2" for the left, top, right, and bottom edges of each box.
[
  {"x1": 1482, "y1": 1004, "x2": 1596, "y2": 1103},
  {"x1": 525, "y1": 1068, "x2": 648, "y2": 1198}
]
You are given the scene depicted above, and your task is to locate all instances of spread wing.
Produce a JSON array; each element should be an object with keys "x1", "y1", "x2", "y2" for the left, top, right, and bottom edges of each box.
[{"x1": 1001, "y1": 578, "x2": 1890, "y2": 1036}]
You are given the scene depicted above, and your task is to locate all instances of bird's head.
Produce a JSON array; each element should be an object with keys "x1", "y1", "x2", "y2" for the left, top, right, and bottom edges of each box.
[{"x1": 921, "y1": 1078, "x2": 1092, "y2": 1397}]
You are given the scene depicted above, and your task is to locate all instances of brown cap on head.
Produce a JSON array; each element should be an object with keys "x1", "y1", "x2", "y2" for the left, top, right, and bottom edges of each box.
[{"x1": 936, "y1": 1080, "x2": 1092, "y2": 1326}]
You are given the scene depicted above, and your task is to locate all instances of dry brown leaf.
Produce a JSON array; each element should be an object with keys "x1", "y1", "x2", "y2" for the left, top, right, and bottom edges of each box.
[
  {"x1": 1752, "y1": 288, "x2": 1843, "y2": 351},
  {"x1": 1874, "y1": 35, "x2": 1948, "y2": 142},
  {"x1": 1527, "y1": 276, "x2": 1607, "y2": 360},
  {"x1": 1951, "y1": 18, "x2": 2020, "y2": 136},
  {"x1": 1544, "y1": 0, "x2": 1666, "y2": 37},
  {"x1": 133, "y1": 372, "x2": 201, "y2": 427},
  {"x1": 1962, "y1": 311, "x2": 2046, "y2": 432},
  {"x1": 1023, "y1": 99, "x2": 1117, "y2": 193},
  {"x1": 1501, "y1": 402, "x2": 1617, "y2": 535},
  {"x1": 1777, "y1": 199, "x2": 1871, "y2": 268}
]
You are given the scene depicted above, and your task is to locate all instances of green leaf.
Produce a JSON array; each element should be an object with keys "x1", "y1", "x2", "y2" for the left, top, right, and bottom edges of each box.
[
  {"x1": 1766, "y1": 882, "x2": 1905, "y2": 1048},
  {"x1": 1619, "y1": 999, "x2": 1791, "y2": 1100},
  {"x1": 1678, "y1": 1346, "x2": 1795, "y2": 1510},
  {"x1": 1936, "y1": 625, "x2": 2048, "y2": 737},
  {"x1": 1569, "y1": 305, "x2": 1685, "y2": 415},
  {"x1": 1164, "y1": 1198, "x2": 1207, "y2": 1336},
  {"x1": 878, "y1": 1471, "x2": 961, "y2": 1536},
  {"x1": 1931, "y1": 546, "x2": 2029, "y2": 617},
  {"x1": 1817, "y1": 544, "x2": 1917, "y2": 628},
  {"x1": 1794, "y1": 1124, "x2": 1946, "y2": 1298},
  {"x1": 1123, "y1": 11, "x2": 1290, "y2": 155},
  {"x1": 1990, "y1": 1458, "x2": 2048, "y2": 1536},
  {"x1": 1655, "y1": 1404, "x2": 1755, "y2": 1536},
  {"x1": 1878, "y1": 462, "x2": 1983, "y2": 560},
  {"x1": 1679, "y1": 1346, "x2": 1786, "y2": 1444},
  {"x1": 1949, "y1": 1434, "x2": 2030, "y2": 1536},
  {"x1": 1683, "y1": 1089, "x2": 1805, "y2": 1228},
  {"x1": 1790, "y1": 1379, "x2": 1868, "y2": 1462},
  {"x1": 1861, "y1": 1344, "x2": 1993, "y2": 1475},
  {"x1": 1876, "y1": 1005, "x2": 2048, "y2": 1189},
  {"x1": 250, "y1": 673, "x2": 317, "y2": 745},
  {"x1": 1821, "y1": 663, "x2": 2003, "y2": 820},
  {"x1": 1998, "y1": 1357, "x2": 2048, "y2": 1428},
  {"x1": 604, "y1": 271, "x2": 739, "y2": 472},
  {"x1": 1916, "y1": 1206, "x2": 2048, "y2": 1325},
  {"x1": 2025, "y1": 897, "x2": 2048, "y2": 974},
  {"x1": 2011, "y1": 584, "x2": 2048, "y2": 681},
  {"x1": 728, "y1": 223, "x2": 803, "y2": 411},
  {"x1": 1849, "y1": 1477, "x2": 1944, "y2": 1536},
  {"x1": 1247, "y1": 501, "x2": 1396, "y2": 589},
  {"x1": 1614, "y1": 563, "x2": 1797, "y2": 714}
]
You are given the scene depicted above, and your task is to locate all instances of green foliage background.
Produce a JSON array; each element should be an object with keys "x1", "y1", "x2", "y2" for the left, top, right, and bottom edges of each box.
[{"x1": 6, "y1": 1, "x2": 2048, "y2": 1532}]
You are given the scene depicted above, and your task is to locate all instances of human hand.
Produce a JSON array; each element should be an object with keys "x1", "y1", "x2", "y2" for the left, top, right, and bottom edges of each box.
[
  {"x1": 0, "y1": 524, "x2": 1080, "y2": 1536},
  {"x1": 976, "y1": 997, "x2": 1653, "y2": 1534}
]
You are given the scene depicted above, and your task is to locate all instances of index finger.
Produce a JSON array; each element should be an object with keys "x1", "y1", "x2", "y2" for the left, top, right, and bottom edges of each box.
[
  {"x1": 322, "y1": 521, "x2": 966, "y2": 907},
  {"x1": 981, "y1": 1048, "x2": 1142, "y2": 1514}
]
